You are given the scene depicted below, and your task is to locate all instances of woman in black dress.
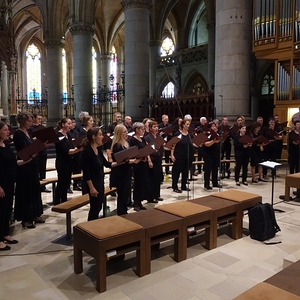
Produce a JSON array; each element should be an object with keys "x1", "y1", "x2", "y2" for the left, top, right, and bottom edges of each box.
[
  {"x1": 54, "y1": 118, "x2": 82, "y2": 205},
  {"x1": 171, "y1": 118, "x2": 195, "y2": 193},
  {"x1": 110, "y1": 124, "x2": 138, "y2": 215},
  {"x1": 13, "y1": 112, "x2": 43, "y2": 229},
  {"x1": 203, "y1": 122, "x2": 221, "y2": 189},
  {"x1": 0, "y1": 121, "x2": 17, "y2": 250},
  {"x1": 234, "y1": 125, "x2": 252, "y2": 186},
  {"x1": 145, "y1": 120, "x2": 164, "y2": 202},
  {"x1": 130, "y1": 122, "x2": 153, "y2": 211},
  {"x1": 250, "y1": 122, "x2": 266, "y2": 182},
  {"x1": 81, "y1": 127, "x2": 117, "y2": 220}
]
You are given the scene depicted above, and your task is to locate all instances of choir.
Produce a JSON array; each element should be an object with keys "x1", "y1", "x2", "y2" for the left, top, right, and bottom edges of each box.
[{"x1": 0, "y1": 110, "x2": 297, "y2": 251}]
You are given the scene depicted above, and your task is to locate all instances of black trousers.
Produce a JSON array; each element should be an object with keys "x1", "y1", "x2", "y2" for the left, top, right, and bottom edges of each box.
[
  {"x1": 204, "y1": 156, "x2": 219, "y2": 187},
  {"x1": 0, "y1": 184, "x2": 14, "y2": 242},
  {"x1": 172, "y1": 158, "x2": 190, "y2": 190},
  {"x1": 148, "y1": 160, "x2": 163, "y2": 200},
  {"x1": 235, "y1": 155, "x2": 249, "y2": 182},
  {"x1": 55, "y1": 161, "x2": 72, "y2": 205},
  {"x1": 37, "y1": 153, "x2": 47, "y2": 180}
]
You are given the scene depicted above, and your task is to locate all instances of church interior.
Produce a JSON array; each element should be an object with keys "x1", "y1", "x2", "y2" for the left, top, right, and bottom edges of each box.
[{"x1": 1, "y1": 0, "x2": 300, "y2": 299}]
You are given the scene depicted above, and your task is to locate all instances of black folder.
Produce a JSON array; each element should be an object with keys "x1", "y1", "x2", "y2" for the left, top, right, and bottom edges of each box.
[{"x1": 239, "y1": 135, "x2": 254, "y2": 144}]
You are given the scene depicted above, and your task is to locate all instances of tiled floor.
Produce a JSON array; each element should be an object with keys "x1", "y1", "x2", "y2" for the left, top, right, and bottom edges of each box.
[{"x1": 1, "y1": 160, "x2": 300, "y2": 299}]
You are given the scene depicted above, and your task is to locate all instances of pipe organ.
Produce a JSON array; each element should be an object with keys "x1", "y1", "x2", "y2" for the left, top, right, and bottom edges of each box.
[{"x1": 253, "y1": 0, "x2": 300, "y2": 119}]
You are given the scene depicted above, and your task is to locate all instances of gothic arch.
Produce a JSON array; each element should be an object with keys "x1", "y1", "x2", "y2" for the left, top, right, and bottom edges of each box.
[{"x1": 182, "y1": 70, "x2": 208, "y2": 94}]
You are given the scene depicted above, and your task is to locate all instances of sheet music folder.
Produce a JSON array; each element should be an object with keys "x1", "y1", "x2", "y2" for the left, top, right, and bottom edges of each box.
[
  {"x1": 17, "y1": 140, "x2": 46, "y2": 161},
  {"x1": 149, "y1": 135, "x2": 165, "y2": 150},
  {"x1": 192, "y1": 133, "x2": 208, "y2": 146},
  {"x1": 32, "y1": 126, "x2": 59, "y2": 144},
  {"x1": 114, "y1": 146, "x2": 139, "y2": 164},
  {"x1": 136, "y1": 144, "x2": 156, "y2": 158},
  {"x1": 164, "y1": 136, "x2": 181, "y2": 149}
]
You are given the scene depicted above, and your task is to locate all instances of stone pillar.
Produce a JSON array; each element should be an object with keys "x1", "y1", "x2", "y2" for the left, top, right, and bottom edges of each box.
[
  {"x1": 149, "y1": 40, "x2": 161, "y2": 97},
  {"x1": 214, "y1": 0, "x2": 252, "y2": 120},
  {"x1": 44, "y1": 38, "x2": 64, "y2": 126},
  {"x1": 121, "y1": 0, "x2": 152, "y2": 120},
  {"x1": 1, "y1": 62, "x2": 8, "y2": 117},
  {"x1": 100, "y1": 55, "x2": 112, "y2": 125},
  {"x1": 207, "y1": 21, "x2": 215, "y2": 91},
  {"x1": 70, "y1": 24, "x2": 94, "y2": 120}
]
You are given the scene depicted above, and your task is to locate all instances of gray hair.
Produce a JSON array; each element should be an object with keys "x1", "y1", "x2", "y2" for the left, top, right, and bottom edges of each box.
[
  {"x1": 78, "y1": 111, "x2": 89, "y2": 121},
  {"x1": 132, "y1": 122, "x2": 144, "y2": 132}
]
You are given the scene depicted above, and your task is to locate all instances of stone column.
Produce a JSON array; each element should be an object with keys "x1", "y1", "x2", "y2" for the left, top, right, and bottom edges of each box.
[
  {"x1": 1, "y1": 62, "x2": 8, "y2": 117},
  {"x1": 69, "y1": 24, "x2": 94, "y2": 120},
  {"x1": 44, "y1": 38, "x2": 64, "y2": 126},
  {"x1": 214, "y1": 0, "x2": 252, "y2": 120},
  {"x1": 100, "y1": 55, "x2": 112, "y2": 125},
  {"x1": 149, "y1": 40, "x2": 161, "y2": 97},
  {"x1": 207, "y1": 21, "x2": 215, "y2": 91},
  {"x1": 121, "y1": 0, "x2": 152, "y2": 120}
]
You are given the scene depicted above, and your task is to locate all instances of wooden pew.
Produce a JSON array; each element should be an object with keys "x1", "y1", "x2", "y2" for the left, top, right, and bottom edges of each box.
[{"x1": 51, "y1": 186, "x2": 117, "y2": 239}]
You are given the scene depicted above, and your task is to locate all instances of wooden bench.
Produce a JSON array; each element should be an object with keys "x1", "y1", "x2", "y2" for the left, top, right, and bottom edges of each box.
[
  {"x1": 285, "y1": 173, "x2": 300, "y2": 201},
  {"x1": 51, "y1": 186, "x2": 117, "y2": 239},
  {"x1": 74, "y1": 216, "x2": 146, "y2": 293},
  {"x1": 40, "y1": 173, "x2": 84, "y2": 203}
]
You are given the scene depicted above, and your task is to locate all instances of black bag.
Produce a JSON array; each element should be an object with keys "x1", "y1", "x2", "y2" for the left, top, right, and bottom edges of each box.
[{"x1": 248, "y1": 202, "x2": 281, "y2": 241}]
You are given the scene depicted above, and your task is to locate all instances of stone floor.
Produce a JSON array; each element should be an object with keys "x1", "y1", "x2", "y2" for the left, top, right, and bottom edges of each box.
[{"x1": 1, "y1": 159, "x2": 300, "y2": 300}]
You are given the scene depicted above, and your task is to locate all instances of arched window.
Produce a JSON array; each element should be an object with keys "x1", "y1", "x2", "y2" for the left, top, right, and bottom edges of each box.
[
  {"x1": 110, "y1": 46, "x2": 118, "y2": 104},
  {"x1": 162, "y1": 82, "x2": 175, "y2": 98},
  {"x1": 92, "y1": 47, "x2": 97, "y2": 95},
  {"x1": 161, "y1": 37, "x2": 174, "y2": 56},
  {"x1": 62, "y1": 49, "x2": 67, "y2": 104},
  {"x1": 261, "y1": 74, "x2": 274, "y2": 95},
  {"x1": 188, "y1": 2, "x2": 208, "y2": 47},
  {"x1": 26, "y1": 43, "x2": 41, "y2": 102}
]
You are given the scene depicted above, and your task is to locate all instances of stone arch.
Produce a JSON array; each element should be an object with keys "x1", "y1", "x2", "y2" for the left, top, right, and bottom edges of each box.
[{"x1": 182, "y1": 70, "x2": 209, "y2": 94}]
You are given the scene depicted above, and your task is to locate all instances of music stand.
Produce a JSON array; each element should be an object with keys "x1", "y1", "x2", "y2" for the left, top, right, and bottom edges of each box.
[{"x1": 259, "y1": 161, "x2": 285, "y2": 212}]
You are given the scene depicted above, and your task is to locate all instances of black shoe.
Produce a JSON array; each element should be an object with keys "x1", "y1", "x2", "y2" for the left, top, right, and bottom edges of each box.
[
  {"x1": 173, "y1": 189, "x2": 182, "y2": 193},
  {"x1": 252, "y1": 179, "x2": 258, "y2": 183},
  {"x1": 148, "y1": 199, "x2": 159, "y2": 203},
  {"x1": 0, "y1": 245, "x2": 11, "y2": 251},
  {"x1": 4, "y1": 237, "x2": 18, "y2": 244},
  {"x1": 67, "y1": 188, "x2": 73, "y2": 194},
  {"x1": 22, "y1": 221, "x2": 36, "y2": 229},
  {"x1": 205, "y1": 186, "x2": 212, "y2": 190},
  {"x1": 181, "y1": 187, "x2": 191, "y2": 191},
  {"x1": 134, "y1": 206, "x2": 140, "y2": 212},
  {"x1": 156, "y1": 197, "x2": 163, "y2": 201},
  {"x1": 139, "y1": 205, "x2": 147, "y2": 210},
  {"x1": 73, "y1": 186, "x2": 82, "y2": 191},
  {"x1": 258, "y1": 178, "x2": 268, "y2": 182},
  {"x1": 41, "y1": 187, "x2": 51, "y2": 193},
  {"x1": 33, "y1": 217, "x2": 45, "y2": 224},
  {"x1": 213, "y1": 184, "x2": 222, "y2": 188},
  {"x1": 243, "y1": 182, "x2": 248, "y2": 186}
]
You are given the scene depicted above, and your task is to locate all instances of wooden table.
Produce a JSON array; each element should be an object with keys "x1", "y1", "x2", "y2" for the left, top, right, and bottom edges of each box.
[
  {"x1": 155, "y1": 201, "x2": 213, "y2": 258},
  {"x1": 285, "y1": 173, "x2": 300, "y2": 201},
  {"x1": 265, "y1": 259, "x2": 300, "y2": 297},
  {"x1": 212, "y1": 190, "x2": 262, "y2": 238},
  {"x1": 73, "y1": 216, "x2": 146, "y2": 293},
  {"x1": 190, "y1": 196, "x2": 240, "y2": 248},
  {"x1": 122, "y1": 209, "x2": 184, "y2": 274}
]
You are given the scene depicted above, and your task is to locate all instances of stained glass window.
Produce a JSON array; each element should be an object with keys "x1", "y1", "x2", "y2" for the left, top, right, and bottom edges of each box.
[
  {"x1": 162, "y1": 82, "x2": 175, "y2": 98},
  {"x1": 161, "y1": 37, "x2": 174, "y2": 56},
  {"x1": 92, "y1": 47, "x2": 97, "y2": 96},
  {"x1": 62, "y1": 49, "x2": 67, "y2": 104},
  {"x1": 261, "y1": 74, "x2": 274, "y2": 95},
  {"x1": 110, "y1": 46, "x2": 117, "y2": 104},
  {"x1": 26, "y1": 43, "x2": 41, "y2": 102}
]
